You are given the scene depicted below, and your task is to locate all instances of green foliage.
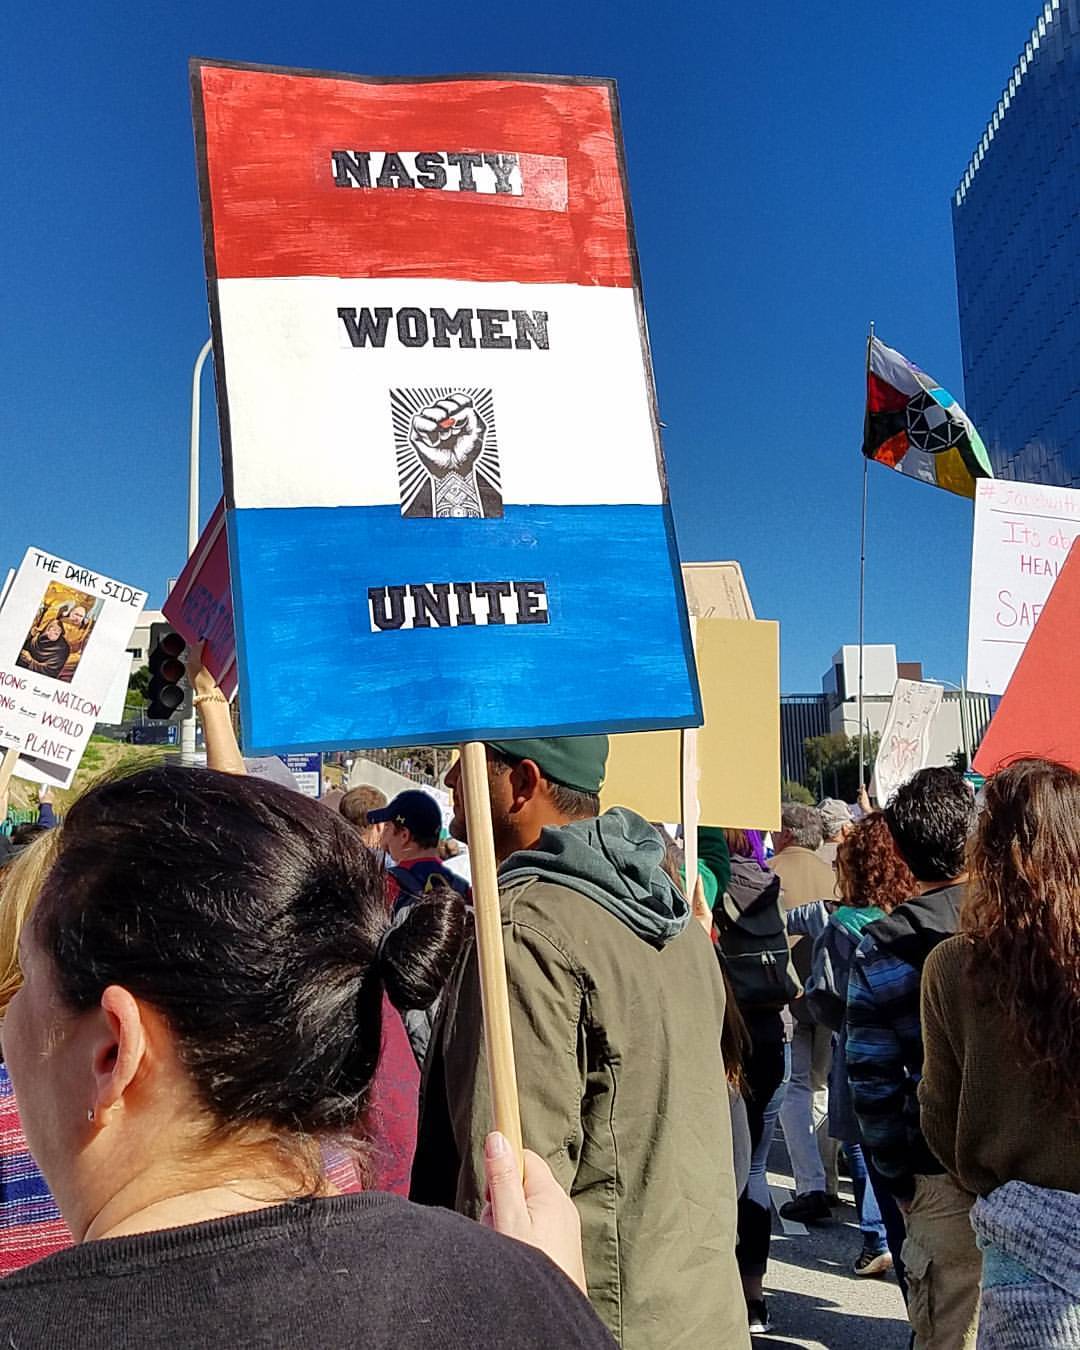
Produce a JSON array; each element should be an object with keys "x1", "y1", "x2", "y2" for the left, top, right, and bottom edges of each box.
[
  {"x1": 803, "y1": 731, "x2": 880, "y2": 802},
  {"x1": 126, "y1": 664, "x2": 150, "y2": 707},
  {"x1": 780, "y1": 779, "x2": 814, "y2": 805}
]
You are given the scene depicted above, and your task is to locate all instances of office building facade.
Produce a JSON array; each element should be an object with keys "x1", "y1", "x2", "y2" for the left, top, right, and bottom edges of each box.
[
  {"x1": 781, "y1": 646, "x2": 992, "y2": 790},
  {"x1": 953, "y1": 0, "x2": 1080, "y2": 487}
]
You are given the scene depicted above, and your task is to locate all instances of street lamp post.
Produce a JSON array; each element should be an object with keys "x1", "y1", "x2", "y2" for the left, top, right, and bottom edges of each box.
[
  {"x1": 928, "y1": 677, "x2": 972, "y2": 771},
  {"x1": 181, "y1": 339, "x2": 213, "y2": 761}
]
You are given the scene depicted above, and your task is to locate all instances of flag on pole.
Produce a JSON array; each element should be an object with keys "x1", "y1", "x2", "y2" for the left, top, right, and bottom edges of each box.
[{"x1": 863, "y1": 336, "x2": 993, "y2": 498}]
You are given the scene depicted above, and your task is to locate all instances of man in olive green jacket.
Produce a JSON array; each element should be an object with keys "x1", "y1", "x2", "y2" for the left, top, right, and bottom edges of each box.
[{"x1": 411, "y1": 738, "x2": 747, "y2": 1350}]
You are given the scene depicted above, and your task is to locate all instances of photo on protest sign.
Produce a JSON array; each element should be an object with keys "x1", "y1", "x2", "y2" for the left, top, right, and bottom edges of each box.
[
  {"x1": 0, "y1": 548, "x2": 146, "y2": 788},
  {"x1": 391, "y1": 387, "x2": 503, "y2": 519},
  {"x1": 15, "y1": 582, "x2": 104, "y2": 685},
  {"x1": 192, "y1": 60, "x2": 701, "y2": 753}
]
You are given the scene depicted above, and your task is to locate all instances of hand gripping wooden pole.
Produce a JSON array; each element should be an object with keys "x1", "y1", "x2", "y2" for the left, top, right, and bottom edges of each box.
[{"x1": 458, "y1": 740, "x2": 524, "y2": 1169}]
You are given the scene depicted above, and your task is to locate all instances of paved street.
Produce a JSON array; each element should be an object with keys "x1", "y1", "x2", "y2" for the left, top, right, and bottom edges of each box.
[{"x1": 754, "y1": 1140, "x2": 910, "y2": 1350}]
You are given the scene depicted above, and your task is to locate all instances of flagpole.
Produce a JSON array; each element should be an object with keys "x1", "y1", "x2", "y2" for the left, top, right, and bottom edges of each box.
[{"x1": 859, "y1": 322, "x2": 874, "y2": 796}]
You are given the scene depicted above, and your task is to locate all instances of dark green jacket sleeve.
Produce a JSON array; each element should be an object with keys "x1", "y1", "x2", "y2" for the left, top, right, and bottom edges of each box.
[{"x1": 454, "y1": 919, "x2": 587, "y2": 1215}]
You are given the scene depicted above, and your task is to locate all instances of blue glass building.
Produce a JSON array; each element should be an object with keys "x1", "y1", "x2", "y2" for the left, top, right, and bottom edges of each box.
[{"x1": 953, "y1": 0, "x2": 1080, "y2": 487}]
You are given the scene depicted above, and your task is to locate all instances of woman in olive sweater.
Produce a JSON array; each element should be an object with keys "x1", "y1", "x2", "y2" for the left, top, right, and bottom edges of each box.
[{"x1": 919, "y1": 759, "x2": 1080, "y2": 1349}]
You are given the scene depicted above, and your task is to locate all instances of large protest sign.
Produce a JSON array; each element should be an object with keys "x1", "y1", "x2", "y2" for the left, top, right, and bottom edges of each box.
[
  {"x1": 163, "y1": 498, "x2": 238, "y2": 699},
  {"x1": 975, "y1": 538, "x2": 1080, "y2": 775},
  {"x1": 191, "y1": 60, "x2": 701, "y2": 754},
  {"x1": 967, "y1": 478, "x2": 1080, "y2": 695},
  {"x1": 872, "y1": 679, "x2": 944, "y2": 806},
  {"x1": 0, "y1": 549, "x2": 146, "y2": 787},
  {"x1": 602, "y1": 619, "x2": 781, "y2": 829}
]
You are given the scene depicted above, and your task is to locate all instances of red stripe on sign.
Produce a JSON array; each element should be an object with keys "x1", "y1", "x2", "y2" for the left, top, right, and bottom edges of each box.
[{"x1": 197, "y1": 66, "x2": 633, "y2": 286}]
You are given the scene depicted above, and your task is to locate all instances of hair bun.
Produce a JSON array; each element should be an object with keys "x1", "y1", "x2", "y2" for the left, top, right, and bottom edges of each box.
[{"x1": 376, "y1": 883, "x2": 467, "y2": 1012}]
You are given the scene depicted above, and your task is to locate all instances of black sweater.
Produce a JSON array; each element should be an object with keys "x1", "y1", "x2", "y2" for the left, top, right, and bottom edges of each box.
[{"x1": 0, "y1": 1192, "x2": 615, "y2": 1349}]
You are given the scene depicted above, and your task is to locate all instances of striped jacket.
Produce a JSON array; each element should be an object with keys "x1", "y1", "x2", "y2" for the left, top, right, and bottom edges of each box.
[
  {"x1": 0, "y1": 1064, "x2": 70, "y2": 1276},
  {"x1": 845, "y1": 883, "x2": 965, "y2": 1201}
]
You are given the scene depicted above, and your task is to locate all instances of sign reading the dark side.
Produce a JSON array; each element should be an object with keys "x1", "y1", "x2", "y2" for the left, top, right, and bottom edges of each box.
[{"x1": 191, "y1": 59, "x2": 700, "y2": 752}]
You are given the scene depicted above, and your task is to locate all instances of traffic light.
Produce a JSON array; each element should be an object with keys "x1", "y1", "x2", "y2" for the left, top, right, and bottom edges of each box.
[{"x1": 146, "y1": 624, "x2": 192, "y2": 720}]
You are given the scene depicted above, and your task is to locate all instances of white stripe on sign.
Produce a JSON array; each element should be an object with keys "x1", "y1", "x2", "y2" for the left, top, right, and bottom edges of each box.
[{"x1": 217, "y1": 277, "x2": 663, "y2": 511}]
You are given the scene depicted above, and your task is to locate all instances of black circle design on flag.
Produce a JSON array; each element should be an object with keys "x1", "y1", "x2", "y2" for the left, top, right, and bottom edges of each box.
[{"x1": 905, "y1": 389, "x2": 961, "y2": 454}]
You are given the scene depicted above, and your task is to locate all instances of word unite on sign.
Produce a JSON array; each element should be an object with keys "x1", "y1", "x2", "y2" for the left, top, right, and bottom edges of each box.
[{"x1": 368, "y1": 580, "x2": 549, "y2": 631}]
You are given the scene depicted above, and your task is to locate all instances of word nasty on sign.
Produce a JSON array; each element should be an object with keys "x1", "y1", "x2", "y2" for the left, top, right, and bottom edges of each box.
[
  {"x1": 331, "y1": 151, "x2": 523, "y2": 195},
  {"x1": 338, "y1": 306, "x2": 549, "y2": 351},
  {"x1": 368, "y1": 581, "x2": 549, "y2": 632},
  {"x1": 391, "y1": 388, "x2": 502, "y2": 519}
]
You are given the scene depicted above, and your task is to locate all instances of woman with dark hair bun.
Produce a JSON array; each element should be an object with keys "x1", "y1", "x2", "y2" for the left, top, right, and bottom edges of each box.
[{"x1": 0, "y1": 766, "x2": 612, "y2": 1349}]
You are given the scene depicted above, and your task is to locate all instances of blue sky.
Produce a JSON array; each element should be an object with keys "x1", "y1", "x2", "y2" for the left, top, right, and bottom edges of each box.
[{"x1": 2, "y1": 2, "x2": 1030, "y2": 691}]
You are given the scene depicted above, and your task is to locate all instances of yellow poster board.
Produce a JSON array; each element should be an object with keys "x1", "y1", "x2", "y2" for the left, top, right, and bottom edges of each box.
[{"x1": 601, "y1": 618, "x2": 780, "y2": 830}]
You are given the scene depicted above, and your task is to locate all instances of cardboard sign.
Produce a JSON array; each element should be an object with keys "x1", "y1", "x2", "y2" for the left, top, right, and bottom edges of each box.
[
  {"x1": 975, "y1": 538, "x2": 1080, "y2": 775},
  {"x1": 0, "y1": 549, "x2": 146, "y2": 786},
  {"x1": 191, "y1": 60, "x2": 700, "y2": 754},
  {"x1": 967, "y1": 478, "x2": 1080, "y2": 694},
  {"x1": 278, "y1": 752, "x2": 322, "y2": 798},
  {"x1": 602, "y1": 619, "x2": 780, "y2": 829},
  {"x1": 163, "y1": 499, "x2": 238, "y2": 699},
  {"x1": 681, "y1": 562, "x2": 754, "y2": 620},
  {"x1": 872, "y1": 679, "x2": 944, "y2": 806}
]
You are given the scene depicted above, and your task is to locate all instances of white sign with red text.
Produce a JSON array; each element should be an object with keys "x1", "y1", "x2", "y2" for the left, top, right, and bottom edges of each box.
[{"x1": 967, "y1": 478, "x2": 1080, "y2": 695}]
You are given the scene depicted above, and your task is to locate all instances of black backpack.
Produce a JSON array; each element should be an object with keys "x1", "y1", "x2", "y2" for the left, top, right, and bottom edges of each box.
[{"x1": 714, "y1": 870, "x2": 802, "y2": 1011}]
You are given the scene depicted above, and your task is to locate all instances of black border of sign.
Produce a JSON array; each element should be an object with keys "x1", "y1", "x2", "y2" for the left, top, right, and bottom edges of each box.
[{"x1": 188, "y1": 57, "x2": 702, "y2": 731}]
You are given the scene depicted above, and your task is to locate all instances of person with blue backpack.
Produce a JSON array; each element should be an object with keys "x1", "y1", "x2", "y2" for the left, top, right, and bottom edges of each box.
[{"x1": 797, "y1": 811, "x2": 916, "y2": 1282}]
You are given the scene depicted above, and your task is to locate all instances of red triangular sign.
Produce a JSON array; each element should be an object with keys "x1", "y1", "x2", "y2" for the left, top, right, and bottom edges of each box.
[{"x1": 975, "y1": 537, "x2": 1080, "y2": 775}]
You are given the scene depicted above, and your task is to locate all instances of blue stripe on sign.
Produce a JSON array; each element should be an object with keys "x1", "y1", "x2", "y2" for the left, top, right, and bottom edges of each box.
[{"x1": 229, "y1": 504, "x2": 701, "y2": 753}]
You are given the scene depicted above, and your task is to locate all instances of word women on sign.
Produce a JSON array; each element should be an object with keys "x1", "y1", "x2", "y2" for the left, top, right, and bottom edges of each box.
[
  {"x1": 330, "y1": 150, "x2": 522, "y2": 195},
  {"x1": 368, "y1": 580, "x2": 549, "y2": 632},
  {"x1": 337, "y1": 306, "x2": 549, "y2": 351}
]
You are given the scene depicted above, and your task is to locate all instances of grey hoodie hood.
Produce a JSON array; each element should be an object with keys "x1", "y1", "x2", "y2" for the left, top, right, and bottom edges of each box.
[{"x1": 498, "y1": 807, "x2": 690, "y2": 949}]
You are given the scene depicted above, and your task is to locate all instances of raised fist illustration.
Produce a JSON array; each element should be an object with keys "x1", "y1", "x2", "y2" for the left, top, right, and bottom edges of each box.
[{"x1": 409, "y1": 395, "x2": 486, "y2": 478}]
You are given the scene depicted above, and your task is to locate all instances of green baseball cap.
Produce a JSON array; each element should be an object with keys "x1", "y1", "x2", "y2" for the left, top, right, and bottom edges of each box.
[{"x1": 486, "y1": 736, "x2": 609, "y2": 794}]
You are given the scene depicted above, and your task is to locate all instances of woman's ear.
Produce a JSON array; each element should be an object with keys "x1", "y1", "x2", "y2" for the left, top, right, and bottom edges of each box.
[{"x1": 92, "y1": 986, "x2": 149, "y2": 1119}]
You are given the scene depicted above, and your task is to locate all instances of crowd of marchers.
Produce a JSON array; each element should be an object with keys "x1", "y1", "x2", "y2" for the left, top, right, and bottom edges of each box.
[{"x1": 0, "y1": 648, "x2": 1076, "y2": 1349}]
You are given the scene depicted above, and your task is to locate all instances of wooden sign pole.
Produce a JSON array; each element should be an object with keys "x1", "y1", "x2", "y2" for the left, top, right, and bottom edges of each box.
[
  {"x1": 681, "y1": 616, "x2": 700, "y2": 903},
  {"x1": 458, "y1": 740, "x2": 523, "y2": 1168},
  {"x1": 0, "y1": 746, "x2": 19, "y2": 799}
]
